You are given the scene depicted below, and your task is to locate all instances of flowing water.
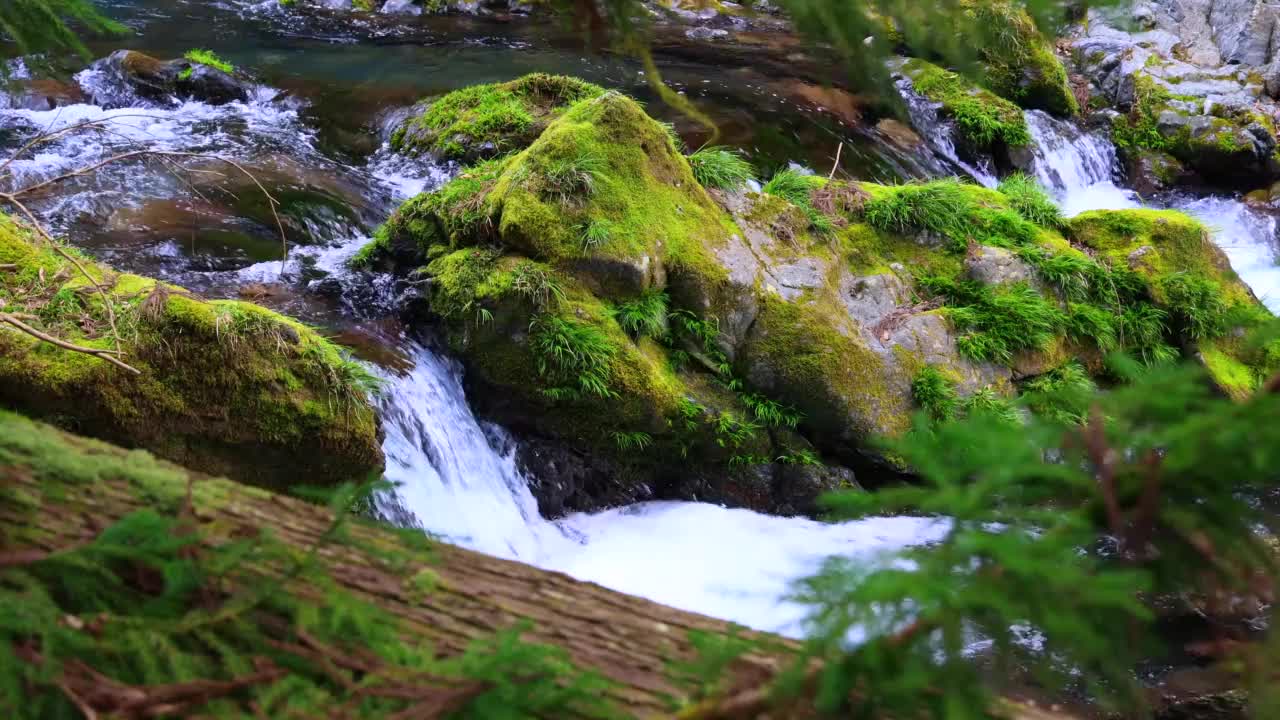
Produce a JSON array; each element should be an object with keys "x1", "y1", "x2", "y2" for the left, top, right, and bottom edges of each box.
[{"x1": 5, "y1": 0, "x2": 1279, "y2": 636}]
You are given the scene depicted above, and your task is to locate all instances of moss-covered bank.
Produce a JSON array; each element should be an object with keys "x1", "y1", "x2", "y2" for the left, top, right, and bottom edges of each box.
[
  {"x1": 0, "y1": 215, "x2": 383, "y2": 489},
  {"x1": 366, "y1": 74, "x2": 1274, "y2": 514}
]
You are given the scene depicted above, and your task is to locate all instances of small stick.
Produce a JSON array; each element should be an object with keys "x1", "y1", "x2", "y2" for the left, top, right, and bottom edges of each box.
[
  {"x1": 828, "y1": 141, "x2": 844, "y2": 180},
  {"x1": 0, "y1": 312, "x2": 140, "y2": 374}
]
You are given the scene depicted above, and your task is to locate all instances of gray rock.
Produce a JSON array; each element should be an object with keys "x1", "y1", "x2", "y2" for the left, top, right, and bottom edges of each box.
[
  {"x1": 839, "y1": 272, "x2": 910, "y2": 329},
  {"x1": 686, "y1": 27, "x2": 729, "y2": 41},
  {"x1": 769, "y1": 257, "x2": 827, "y2": 301},
  {"x1": 1157, "y1": 109, "x2": 1191, "y2": 134},
  {"x1": 965, "y1": 245, "x2": 1038, "y2": 287},
  {"x1": 1132, "y1": 1, "x2": 1158, "y2": 29}
]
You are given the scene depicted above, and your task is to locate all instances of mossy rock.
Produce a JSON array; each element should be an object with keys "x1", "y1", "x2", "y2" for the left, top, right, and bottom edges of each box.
[
  {"x1": 0, "y1": 215, "x2": 383, "y2": 490},
  {"x1": 1069, "y1": 208, "x2": 1274, "y2": 394},
  {"x1": 900, "y1": 58, "x2": 1031, "y2": 151},
  {"x1": 1110, "y1": 75, "x2": 1280, "y2": 187},
  {"x1": 738, "y1": 296, "x2": 913, "y2": 451},
  {"x1": 372, "y1": 90, "x2": 731, "y2": 303},
  {"x1": 965, "y1": 0, "x2": 1078, "y2": 116},
  {"x1": 391, "y1": 74, "x2": 606, "y2": 164}
]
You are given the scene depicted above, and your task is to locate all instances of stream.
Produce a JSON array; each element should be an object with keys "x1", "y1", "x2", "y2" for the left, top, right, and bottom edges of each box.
[{"x1": 2, "y1": 0, "x2": 1279, "y2": 636}]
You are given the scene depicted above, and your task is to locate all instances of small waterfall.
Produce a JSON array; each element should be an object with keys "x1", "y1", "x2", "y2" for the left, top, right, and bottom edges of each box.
[
  {"x1": 1022, "y1": 110, "x2": 1138, "y2": 216},
  {"x1": 1019, "y1": 110, "x2": 1280, "y2": 311},
  {"x1": 376, "y1": 343, "x2": 565, "y2": 560},
  {"x1": 895, "y1": 77, "x2": 999, "y2": 188},
  {"x1": 372, "y1": 342, "x2": 947, "y2": 635}
]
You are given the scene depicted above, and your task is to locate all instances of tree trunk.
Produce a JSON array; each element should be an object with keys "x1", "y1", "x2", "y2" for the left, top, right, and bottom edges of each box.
[{"x1": 0, "y1": 411, "x2": 1077, "y2": 719}]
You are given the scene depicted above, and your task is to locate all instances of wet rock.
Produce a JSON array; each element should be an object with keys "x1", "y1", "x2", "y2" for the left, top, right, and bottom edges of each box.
[
  {"x1": 381, "y1": 0, "x2": 422, "y2": 14},
  {"x1": 93, "y1": 50, "x2": 249, "y2": 107},
  {"x1": 0, "y1": 78, "x2": 84, "y2": 111},
  {"x1": 1127, "y1": 149, "x2": 1185, "y2": 195}
]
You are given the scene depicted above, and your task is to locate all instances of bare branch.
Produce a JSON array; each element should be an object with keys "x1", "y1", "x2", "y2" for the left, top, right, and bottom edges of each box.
[{"x1": 0, "y1": 312, "x2": 140, "y2": 374}]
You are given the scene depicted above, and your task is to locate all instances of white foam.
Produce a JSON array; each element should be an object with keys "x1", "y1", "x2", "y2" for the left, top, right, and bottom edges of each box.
[{"x1": 375, "y1": 343, "x2": 944, "y2": 634}]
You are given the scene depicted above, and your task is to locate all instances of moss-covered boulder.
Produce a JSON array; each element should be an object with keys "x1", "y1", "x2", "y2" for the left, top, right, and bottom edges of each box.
[
  {"x1": 1069, "y1": 209, "x2": 1275, "y2": 397},
  {"x1": 898, "y1": 59, "x2": 1031, "y2": 155},
  {"x1": 964, "y1": 0, "x2": 1078, "y2": 116},
  {"x1": 391, "y1": 74, "x2": 605, "y2": 164},
  {"x1": 0, "y1": 215, "x2": 383, "y2": 489},
  {"x1": 363, "y1": 76, "x2": 1275, "y2": 514}
]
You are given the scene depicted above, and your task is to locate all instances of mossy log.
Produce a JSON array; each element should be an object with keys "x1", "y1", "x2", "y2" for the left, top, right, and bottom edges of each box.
[
  {"x1": 0, "y1": 214, "x2": 383, "y2": 490},
  {"x1": 0, "y1": 409, "x2": 1078, "y2": 719}
]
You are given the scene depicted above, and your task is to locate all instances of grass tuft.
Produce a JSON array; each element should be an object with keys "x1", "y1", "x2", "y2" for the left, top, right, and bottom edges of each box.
[
  {"x1": 997, "y1": 173, "x2": 1064, "y2": 229},
  {"x1": 912, "y1": 367, "x2": 960, "y2": 422},
  {"x1": 611, "y1": 291, "x2": 668, "y2": 339},
  {"x1": 529, "y1": 314, "x2": 616, "y2": 400},
  {"x1": 540, "y1": 150, "x2": 605, "y2": 204},
  {"x1": 688, "y1": 147, "x2": 756, "y2": 191},
  {"x1": 578, "y1": 218, "x2": 613, "y2": 251}
]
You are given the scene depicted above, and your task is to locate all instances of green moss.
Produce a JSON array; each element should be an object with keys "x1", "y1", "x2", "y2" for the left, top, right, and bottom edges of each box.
[
  {"x1": 182, "y1": 48, "x2": 233, "y2": 74},
  {"x1": 392, "y1": 74, "x2": 605, "y2": 162},
  {"x1": 741, "y1": 297, "x2": 910, "y2": 442},
  {"x1": 1201, "y1": 342, "x2": 1259, "y2": 400},
  {"x1": 485, "y1": 92, "x2": 728, "y2": 294},
  {"x1": 965, "y1": 0, "x2": 1078, "y2": 116},
  {"x1": 1112, "y1": 75, "x2": 1174, "y2": 152},
  {"x1": 902, "y1": 58, "x2": 1031, "y2": 148},
  {"x1": 1068, "y1": 209, "x2": 1247, "y2": 300},
  {"x1": 0, "y1": 215, "x2": 382, "y2": 489}
]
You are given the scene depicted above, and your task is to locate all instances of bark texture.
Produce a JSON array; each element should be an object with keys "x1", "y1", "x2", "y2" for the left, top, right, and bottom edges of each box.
[{"x1": 0, "y1": 411, "x2": 1076, "y2": 719}]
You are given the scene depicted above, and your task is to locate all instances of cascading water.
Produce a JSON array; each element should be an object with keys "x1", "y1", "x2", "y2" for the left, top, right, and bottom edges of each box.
[
  {"x1": 1014, "y1": 109, "x2": 1280, "y2": 311},
  {"x1": 1022, "y1": 110, "x2": 1138, "y2": 216},
  {"x1": 893, "y1": 76, "x2": 998, "y2": 188},
  {"x1": 374, "y1": 341, "x2": 948, "y2": 635}
]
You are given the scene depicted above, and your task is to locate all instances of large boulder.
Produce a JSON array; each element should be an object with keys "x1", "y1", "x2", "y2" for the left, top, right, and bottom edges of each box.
[
  {"x1": 0, "y1": 214, "x2": 384, "y2": 489},
  {"x1": 362, "y1": 75, "x2": 1276, "y2": 515}
]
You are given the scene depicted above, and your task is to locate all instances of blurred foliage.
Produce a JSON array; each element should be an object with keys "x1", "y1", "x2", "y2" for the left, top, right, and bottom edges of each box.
[
  {"x1": 0, "y1": 0, "x2": 124, "y2": 58},
  {"x1": 769, "y1": 349, "x2": 1280, "y2": 718}
]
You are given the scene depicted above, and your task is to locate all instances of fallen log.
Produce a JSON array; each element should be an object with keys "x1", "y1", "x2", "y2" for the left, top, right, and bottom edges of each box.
[{"x1": 0, "y1": 409, "x2": 1077, "y2": 719}]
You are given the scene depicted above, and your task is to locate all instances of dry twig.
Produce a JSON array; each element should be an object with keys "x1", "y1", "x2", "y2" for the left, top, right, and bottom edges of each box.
[{"x1": 0, "y1": 311, "x2": 140, "y2": 374}]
